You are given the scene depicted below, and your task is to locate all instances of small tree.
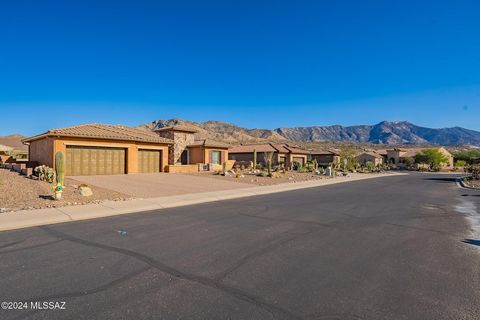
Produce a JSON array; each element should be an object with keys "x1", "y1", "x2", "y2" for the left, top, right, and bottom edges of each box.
[
  {"x1": 403, "y1": 157, "x2": 415, "y2": 169},
  {"x1": 339, "y1": 148, "x2": 358, "y2": 172},
  {"x1": 253, "y1": 149, "x2": 257, "y2": 170},
  {"x1": 414, "y1": 149, "x2": 449, "y2": 171}
]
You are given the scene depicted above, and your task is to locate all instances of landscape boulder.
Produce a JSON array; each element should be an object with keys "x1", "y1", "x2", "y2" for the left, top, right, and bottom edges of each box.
[{"x1": 78, "y1": 186, "x2": 93, "y2": 197}]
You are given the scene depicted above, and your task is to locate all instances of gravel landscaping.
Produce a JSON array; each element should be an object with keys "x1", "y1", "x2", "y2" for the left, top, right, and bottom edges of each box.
[
  {"x1": 463, "y1": 176, "x2": 480, "y2": 189},
  {"x1": 189, "y1": 170, "x2": 338, "y2": 186},
  {"x1": 0, "y1": 168, "x2": 130, "y2": 212}
]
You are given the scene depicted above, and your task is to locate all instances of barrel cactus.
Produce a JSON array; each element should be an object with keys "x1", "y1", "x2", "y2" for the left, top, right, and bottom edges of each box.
[{"x1": 55, "y1": 152, "x2": 65, "y2": 186}]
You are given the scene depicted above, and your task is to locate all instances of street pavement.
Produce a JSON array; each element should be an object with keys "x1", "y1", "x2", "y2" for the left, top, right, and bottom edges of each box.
[{"x1": 0, "y1": 173, "x2": 479, "y2": 320}]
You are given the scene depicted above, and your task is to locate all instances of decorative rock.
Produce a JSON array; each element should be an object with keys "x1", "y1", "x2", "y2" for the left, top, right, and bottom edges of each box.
[{"x1": 79, "y1": 186, "x2": 93, "y2": 197}]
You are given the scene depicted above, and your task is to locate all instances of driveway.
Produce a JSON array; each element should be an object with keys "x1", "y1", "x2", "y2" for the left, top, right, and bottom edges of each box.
[
  {"x1": 1, "y1": 173, "x2": 479, "y2": 320},
  {"x1": 69, "y1": 173, "x2": 252, "y2": 198}
]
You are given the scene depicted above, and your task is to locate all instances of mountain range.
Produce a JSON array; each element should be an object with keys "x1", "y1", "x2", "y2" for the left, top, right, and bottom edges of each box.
[
  {"x1": 2, "y1": 120, "x2": 479, "y2": 150},
  {"x1": 140, "y1": 119, "x2": 480, "y2": 147}
]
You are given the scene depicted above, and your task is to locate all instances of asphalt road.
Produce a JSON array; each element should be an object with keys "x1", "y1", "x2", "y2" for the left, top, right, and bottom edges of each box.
[{"x1": 1, "y1": 173, "x2": 480, "y2": 320}]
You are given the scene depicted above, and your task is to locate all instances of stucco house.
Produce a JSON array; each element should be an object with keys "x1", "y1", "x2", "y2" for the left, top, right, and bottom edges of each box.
[
  {"x1": 310, "y1": 149, "x2": 341, "y2": 166},
  {"x1": 22, "y1": 124, "x2": 173, "y2": 175},
  {"x1": 356, "y1": 151, "x2": 384, "y2": 166},
  {"x1": 385, "y1": 147, "x2": 454, "y2": 169},
  {"x1": 155, "y1": 125, "x2": 230, "y2": 172},
  {"x1": 229, "y1": 143, "x2": 309, "y2": 168},
  {"x1": 23, "y1": 123, "x2": 232, "y2": 176}
]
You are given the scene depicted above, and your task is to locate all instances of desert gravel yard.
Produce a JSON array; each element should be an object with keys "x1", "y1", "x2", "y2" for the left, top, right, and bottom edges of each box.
[
  {"x1": 189, "y1": 171, "x2": 337, "y2": 186},
  {"x1": 0, "y1": 169, "x2": 130, "y2": 212}
]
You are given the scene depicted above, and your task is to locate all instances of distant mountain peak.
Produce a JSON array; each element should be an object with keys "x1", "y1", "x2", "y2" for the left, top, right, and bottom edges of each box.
[{"x1": 139, "y1": 119, "x2": 480, "y2": 146}]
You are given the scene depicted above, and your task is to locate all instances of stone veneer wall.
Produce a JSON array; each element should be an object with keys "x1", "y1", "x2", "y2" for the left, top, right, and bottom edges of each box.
[{"x1": 157, "y1": 130, "x2": 195, "y2": 164}]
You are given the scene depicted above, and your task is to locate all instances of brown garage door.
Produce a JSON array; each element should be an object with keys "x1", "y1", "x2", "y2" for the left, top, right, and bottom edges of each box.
[
  {"x1": 66, "y1": 146, "x2": 126, "y2": 176},
  {"x1": 138, "y1": 149, "x2": 161, "y2": 173}
]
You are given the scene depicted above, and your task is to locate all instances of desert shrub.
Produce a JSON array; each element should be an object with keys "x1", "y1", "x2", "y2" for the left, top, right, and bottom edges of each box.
[
  {"x1": 364, "y1": 161, "x2": 375, "y2": 172},
  {"x1": 297, "y1": 167, "x2": 308, "y2": 173},
  {"x1": 292, "y1": 161, "x2": 303, "y2": 170},
  {"x1": 455, "y1": 160, "x2": 467, "y2": 167},
  {"x1": 415, "y1": 149, "x2": 449, "y2": 171},
  {"x1": 257, "y1": 171, "x2": 269, "y2": 177},
  {"x1": 270, "y1": 172, "x2": 282, "y2": 178},
  {"x1": 455, "y1": 149, "x2": 480, "y2": 165},
  {"x1": 466, "y1": 164, "x2": 480, "y2": 180},
  {"x1": 34, "y1": 165, "x2": 56, "y2": 183}
]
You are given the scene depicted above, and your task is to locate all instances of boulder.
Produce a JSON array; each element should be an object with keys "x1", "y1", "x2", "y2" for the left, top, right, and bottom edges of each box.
[{"x1": 79, "y1": 186, "x2": 93, "y2": 197}]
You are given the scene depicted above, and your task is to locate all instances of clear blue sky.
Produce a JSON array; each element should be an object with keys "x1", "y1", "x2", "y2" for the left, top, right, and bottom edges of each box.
[{"x1": 1, "y1": 0, "x2": 479, "y2": 136}]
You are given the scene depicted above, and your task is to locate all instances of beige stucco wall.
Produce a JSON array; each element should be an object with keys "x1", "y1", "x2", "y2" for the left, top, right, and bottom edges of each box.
[
  {"x1": 166, "y1": 164, "x2": 199, "y2": 173},
  {"x1": 204, "y1": 147, "x2": 228, "y2": 164},
  {"x1": 438, "y1": 147, "x2": 454, "y2": 168},
  {"x1": 29, "y1": 137, "x2": 55, "y2": 167},
  {"x1": 29, "y1": 137, "x2": 169, "y2": 174},
  {"x1": 289, "y1": 154, "x2": 307, "y2": 165},
  {"x1": 357, "y1": 154, "x2": 383, "y2": 166}
]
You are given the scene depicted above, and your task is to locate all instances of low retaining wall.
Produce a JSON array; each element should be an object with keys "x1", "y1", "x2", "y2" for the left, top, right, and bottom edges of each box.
[{"x1": 166, "y1": 164, "x2": 199, "y2": 173}]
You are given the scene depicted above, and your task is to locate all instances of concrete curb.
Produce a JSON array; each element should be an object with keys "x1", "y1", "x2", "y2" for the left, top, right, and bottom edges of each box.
[
  {"x1": 0, "y1": 173, "x2": 405, "y2": 232},
  {"x1": 456, "y1": 176, "x2": 479, "y2": 190}
]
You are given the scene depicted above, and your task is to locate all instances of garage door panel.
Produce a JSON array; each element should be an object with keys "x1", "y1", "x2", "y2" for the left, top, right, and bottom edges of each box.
[
  {"x1": 138, "y1": 150, "x2": 161, "y2": 173},
  {"x1": 66, "y1": 146, "x2": 125, "y2": 176}
]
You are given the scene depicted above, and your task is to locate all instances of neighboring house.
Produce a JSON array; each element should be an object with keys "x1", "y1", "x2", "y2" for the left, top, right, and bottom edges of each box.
[
  {"x1": 229, "y1": 143, "x2": 309, "y2": 167},
  {"x1": 0, "y1": 144, "x2": 28, "y2": 163},
  {"x1": 0, "y1": 144, "x2": 14, "y2": 164},
  {"x1": 155, "y1": 126, "x2": 230, "y2": 171},
  {"x1": 23, "y1": 124, "x2": 172, "y2": 176},
  {"x1": 386, "y1": 147, "x2": 454, "y2": 168},
  {"x1": 357, "y1": 151, "x2": 384, "y2": 166},
  {"x1": 310, "y1": 149, "x2": 341, "y2": 166}
]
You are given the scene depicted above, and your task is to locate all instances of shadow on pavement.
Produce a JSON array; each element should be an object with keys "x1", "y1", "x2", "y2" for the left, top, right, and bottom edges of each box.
[
  {"x1": 462, "y1": 239, "x2": 480, "y2": 247},
  {"x1": 424, "y1": 177, "x2": 458, "y2": 183}
]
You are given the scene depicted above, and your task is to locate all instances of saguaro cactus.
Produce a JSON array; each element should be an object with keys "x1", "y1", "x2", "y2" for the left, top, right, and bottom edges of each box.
[
  {"x1": 264, "y1": 152, "x2": 274, "y2": 176},
  {"x1": 55, "y1": 151, "x2": 65, "y2": 186},
  {"x1": 253, "y1": 149, "x2": 257, "y2": 169},
  {"x1": 221, "y1": 161, "x2": 227, "y2": 176}
]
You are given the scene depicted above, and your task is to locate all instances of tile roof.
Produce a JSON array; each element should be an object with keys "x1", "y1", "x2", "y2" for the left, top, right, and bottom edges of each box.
[
  {"x1": 23, "y1": 124, "x2": 173, "y2": 144},
  {"x1": 358, "y1": 151, "x2": 383, "y2": 158},
  {"x1": 229, "y1": 143, "x2": 278, "y2": 153},
  {"x1": 188, "y1": 139, "x2": 230, "y2": 148},
  {"x1": 229, "y1": 143, "x2": 310, "y2": 154},
  {"x1": 284, "y1": 144, "x2": 310, "y2": 155},
  {"x1": 154, "y1": 125, "x2": 198, "y2": 133},
  {"x1": 270, "y1": 144, "x2": 290, "y2": 153},
  {"x1": 310, "y1": 149, "x2": 335, "y2": 155}
]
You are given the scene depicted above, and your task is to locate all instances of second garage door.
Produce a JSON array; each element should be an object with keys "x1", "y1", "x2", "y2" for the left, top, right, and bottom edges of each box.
[
  {"x1": 138, "y1": 149, "x2": 161, "y2": 173},
  {"x1": 66, "y1": 146, "x2": 126, "y2": 176}
]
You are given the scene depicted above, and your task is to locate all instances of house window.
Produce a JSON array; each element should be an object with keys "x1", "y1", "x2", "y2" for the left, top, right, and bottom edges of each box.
[{"x1": 211, "y1": 150, "x2": 221, "y2": 164}]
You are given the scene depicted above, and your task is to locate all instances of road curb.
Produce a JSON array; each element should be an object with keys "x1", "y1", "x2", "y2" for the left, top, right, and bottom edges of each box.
[{"x1": 456, "y1": 177, "x2": 479, "y2": 190}]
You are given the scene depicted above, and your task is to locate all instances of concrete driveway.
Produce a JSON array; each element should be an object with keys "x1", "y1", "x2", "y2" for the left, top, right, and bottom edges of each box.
[{"x1": 69, "y1": 173, "x2": 252, "y2": 198}]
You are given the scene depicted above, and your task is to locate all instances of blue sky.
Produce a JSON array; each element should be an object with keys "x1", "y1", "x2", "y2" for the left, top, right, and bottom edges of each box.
[{"x1": 1, "y1": 0, "x2": 479, "y2": 136}]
